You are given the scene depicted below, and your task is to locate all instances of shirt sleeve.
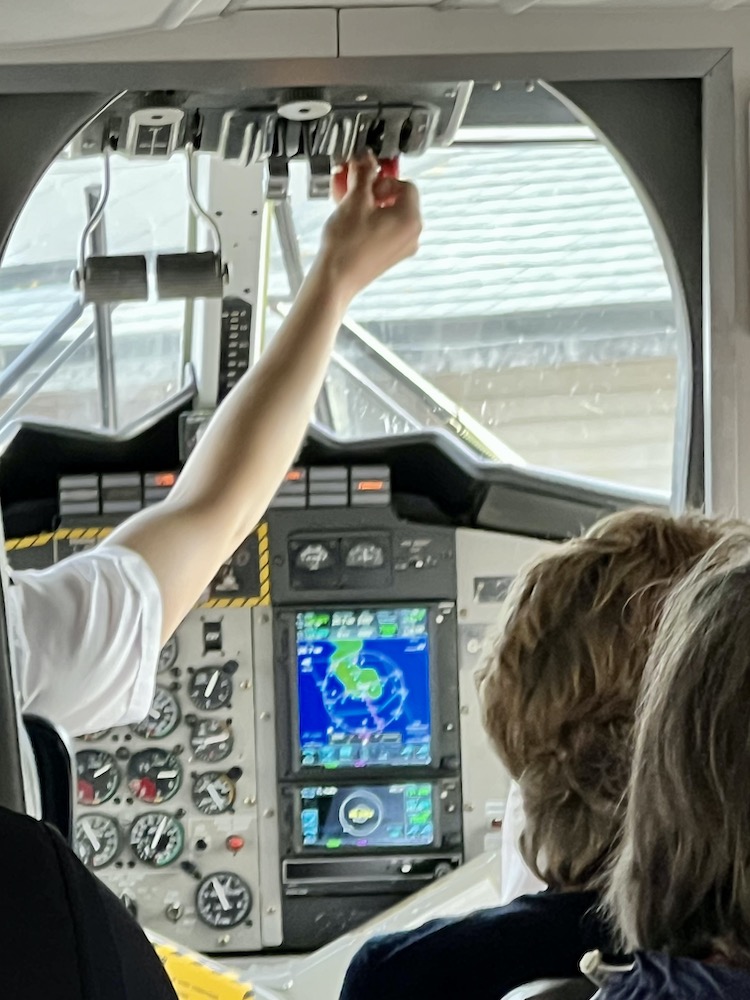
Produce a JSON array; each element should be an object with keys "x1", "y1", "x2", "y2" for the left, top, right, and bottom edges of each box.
[{"x1": 6, "y1": 545, "x2": 163, "y2": 736}]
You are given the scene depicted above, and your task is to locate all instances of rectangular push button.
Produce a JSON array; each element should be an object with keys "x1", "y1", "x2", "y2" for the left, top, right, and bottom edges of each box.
[
  {"x1": 144, "y1": 471, "x2": 177, "y2": 506},
  {"x1": 350, "y1": 465, "x2": 391, "y2": 506},
  {"x1": 101, "y1": 473, "x2": 142, "y2": 515}
]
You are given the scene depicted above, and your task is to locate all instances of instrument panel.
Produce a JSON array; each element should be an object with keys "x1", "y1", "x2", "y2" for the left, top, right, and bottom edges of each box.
[
  {"x1": 5, "y1": 461, "x2": 563, "y2": 955},
  {"x1": 73, "y1": 608, "x2": 275, "y2": 953}
]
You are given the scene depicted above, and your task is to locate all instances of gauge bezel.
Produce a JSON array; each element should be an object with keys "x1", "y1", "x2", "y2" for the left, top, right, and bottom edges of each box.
[
  {"x1": 191, "y1": 771, "x2": 236, "y2": 815},
  {"x1": 195, "y1": 871, "x2": 252, "y2": 928},
  {"x1": 75, "y1": 813, "x2": 122, "y2": 869},
  {"x1": 130, "y1": 812, "x2": 185, "y2": 867},
  {"x1": 76, "y1": 749, "x2": 121, "y2": 806},
  {"x1": 189, "y1": 719, "x2": 234, "y2": 763},
  {"x1": 79, "y1": 729, "x2": 111, "y2": 742},
  {"x1": 188, "y1": 667, "x2": 233, "y2": 712},
  {"x1": 127, "y1": 748, "x2": 183, "y2": 804},
  {"x1": 129, "y1": 685, "x2": 181, "y2": 740},
  {"x1": 158, "y1": 635, "x2": 179, "y2": 673}
]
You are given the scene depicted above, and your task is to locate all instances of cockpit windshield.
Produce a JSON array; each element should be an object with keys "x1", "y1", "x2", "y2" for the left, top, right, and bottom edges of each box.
[{"x1": 0, "y1": 112, "x2": 683, "y2": 498}]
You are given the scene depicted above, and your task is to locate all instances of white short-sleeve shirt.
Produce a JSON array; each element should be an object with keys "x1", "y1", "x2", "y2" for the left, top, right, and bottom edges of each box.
[{"x1": 5, "y1": 545, "x2": 163, "y2": 816}]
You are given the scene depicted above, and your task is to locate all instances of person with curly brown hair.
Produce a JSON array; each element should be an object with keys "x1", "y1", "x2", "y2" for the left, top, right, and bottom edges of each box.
[{"x1": 338, "y1": 509, "x2": 742, "y2": 1000}]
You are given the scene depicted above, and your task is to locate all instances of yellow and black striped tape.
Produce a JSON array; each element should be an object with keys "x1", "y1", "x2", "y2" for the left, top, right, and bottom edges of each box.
[
  {"x1": 6, "y1": 524, "x2": 270, "y2": 607},
  {"x1": 5, "y1": 526, "x2": 113, "y2": 550},
  {"x1": 198, "y1": 523, "x2": 270, "y2": 608}
]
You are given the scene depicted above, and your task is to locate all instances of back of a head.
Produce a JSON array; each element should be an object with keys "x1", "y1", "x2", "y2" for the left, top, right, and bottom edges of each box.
[
  {"x1": 606, "y1": 532, "x2": 750, "y2": 964},
  {"x1": 477, "y1": 509, "x2": 741, "y2": 892}
]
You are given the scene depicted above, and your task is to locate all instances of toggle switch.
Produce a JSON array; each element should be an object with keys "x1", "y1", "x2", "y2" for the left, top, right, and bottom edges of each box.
[{"x1": 203, "y1": 622, "x2": 222, "y2": 653}]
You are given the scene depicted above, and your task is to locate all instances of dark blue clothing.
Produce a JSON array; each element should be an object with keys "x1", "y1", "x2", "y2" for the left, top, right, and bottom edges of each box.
[
  {"x1": 602, "y1": 952, "x2": 750, "y2": 999},
  {"x1": 339, "y1": 890, "x2": 608, "y2": 1000}
]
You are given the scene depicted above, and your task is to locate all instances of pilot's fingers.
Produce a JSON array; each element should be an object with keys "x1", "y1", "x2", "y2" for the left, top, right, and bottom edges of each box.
[
  {"x1": 346, "y1": 152, "x2": 379, "y2": 198},
  {"x1": 372, "y1": 179, "x2": 421, "y2": 230},
  {"x1": 385, "y1": 179, "x2": 421, "y2": 218}
]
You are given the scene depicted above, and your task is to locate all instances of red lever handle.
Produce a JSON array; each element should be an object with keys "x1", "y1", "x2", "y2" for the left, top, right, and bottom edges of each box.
[
  {"x1": 377, "y1": 158, "x2": 400, "y2": 179},
  {"x1": 332, "y1": 157, "x2": 400, "y2": 201}
]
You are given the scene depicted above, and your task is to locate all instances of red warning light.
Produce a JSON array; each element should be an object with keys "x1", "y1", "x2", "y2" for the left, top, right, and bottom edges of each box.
[
  {"x1": 154, "y1": 473, "x2": 176, "y2": 488},
  {"x1": 226, "y1": 835, "x2": 245, "y2": 853},
  {"x1": 357, "y1": 480, "x2": 384, "y2": 493},
  {"x1": 286, "y1": 470, "x2": 303, "y2": 482}
]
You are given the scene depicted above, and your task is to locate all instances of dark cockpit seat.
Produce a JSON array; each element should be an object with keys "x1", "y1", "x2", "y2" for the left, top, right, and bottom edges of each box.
[
  {"x1": 501, "y1": 979, "x2": 598, "y2": 1000},
  {"x1": 24, "y1": 713, "x2": 75, "y2": 843},
  {"x1": 0, "y1": 803, "x2": 177, "y2": 999}
]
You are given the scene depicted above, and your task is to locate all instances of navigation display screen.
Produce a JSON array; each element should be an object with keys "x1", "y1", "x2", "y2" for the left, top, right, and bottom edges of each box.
[
  {"x1": 299, "y1": 783, "x2": 435, "y2": 850},
  {"x1": 296, "y1": 607, "x2": 432, "y2": 768}
]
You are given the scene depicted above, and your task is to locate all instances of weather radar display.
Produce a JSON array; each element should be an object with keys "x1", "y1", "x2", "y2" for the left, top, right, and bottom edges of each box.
[{"x1": 296, "y1": 607, "x2": 432, "y2": 768}]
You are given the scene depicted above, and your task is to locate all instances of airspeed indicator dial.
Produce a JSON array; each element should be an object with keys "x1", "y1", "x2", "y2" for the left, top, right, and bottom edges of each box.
[
  {"x1": 130, "y1": 812, "x2": 184, "y2": 867},
  {"x1": 196, "y1": 872, "x2": 252, "y2": 928},
  {"x1": 75, "y1": 814, "x2": 121, "y2": 869}
]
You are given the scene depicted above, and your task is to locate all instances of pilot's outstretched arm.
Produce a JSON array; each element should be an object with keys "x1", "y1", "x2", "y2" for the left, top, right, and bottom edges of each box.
[{"x1": 104, "y1": 154, "x2": 421, "y2": 643}]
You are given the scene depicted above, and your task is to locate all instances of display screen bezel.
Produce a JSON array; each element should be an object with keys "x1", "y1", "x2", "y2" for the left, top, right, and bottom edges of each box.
[
  {"x1": 291, "y1": 604, "x2": 436, "y2": 774},
  {"x1": 292, "y1": 780, "x2": 440, "y2": 854}
]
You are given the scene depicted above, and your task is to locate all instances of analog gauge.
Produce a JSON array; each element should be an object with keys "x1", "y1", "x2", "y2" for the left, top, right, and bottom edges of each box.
[
  {"x1": 196, "y1": 872, "x2": 252, "y2": 928},
  {"x1": 188, "y1": 667, "x2": 232, "y2": 712},
  {"x1": 75, "y1": 814, "x2": 121, "y2": 870},
  {"x1": 296, "y1": 543, "x2": 333, "y2": 572},
  {"x1": 346, "y1": 541, "x2": 385, "y2": 568},
  {"x1": 130, "y1": 812, "x2": 184, "y2": 867},
  {"x1": 127, "y1": 749, "x2": 182, "y2": 804},
  {"x1": 76, "y1": 750, "x2": 120, "y2": 806},
  {"x1": 130, "y1": 686, "x2": 181, "y2": 740},
  {"x1": 190, "y1": 719, "x2": 233, "y2": 763},
  {"x1": 158, "y1": 635, "x2": 179, "y2": 673},
  {"x1": 79, "y1": 729, "x2": 111, "y2": 742},
  {"x1": 191, "y1": 772, "x2": 236, "y2": 816}
]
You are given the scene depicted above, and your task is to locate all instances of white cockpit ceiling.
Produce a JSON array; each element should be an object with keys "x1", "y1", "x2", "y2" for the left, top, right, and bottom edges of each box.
[{"x1": 0, "y1": 0, "x2": 748, "y2": 49}]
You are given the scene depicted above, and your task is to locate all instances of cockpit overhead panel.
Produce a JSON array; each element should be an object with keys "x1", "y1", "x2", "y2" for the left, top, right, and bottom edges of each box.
[{"x1": 65, "y1": 83, "x2": 472, "y2": 208}]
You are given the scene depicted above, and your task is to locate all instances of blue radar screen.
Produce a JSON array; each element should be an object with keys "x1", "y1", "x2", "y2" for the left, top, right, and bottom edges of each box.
[{"x1": 296, "y1": 608, "x2": 432, "y2": 768}]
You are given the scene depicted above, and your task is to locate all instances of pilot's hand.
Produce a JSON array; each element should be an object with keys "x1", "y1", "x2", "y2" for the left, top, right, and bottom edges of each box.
[{"x1": 318, "y1": 151, "x2": 421, "y2": 302}]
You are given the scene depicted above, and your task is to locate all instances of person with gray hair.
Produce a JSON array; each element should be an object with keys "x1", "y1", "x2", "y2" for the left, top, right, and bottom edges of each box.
[{"x1": 598, "y1": 533, "x2": 750, "y2": 997}]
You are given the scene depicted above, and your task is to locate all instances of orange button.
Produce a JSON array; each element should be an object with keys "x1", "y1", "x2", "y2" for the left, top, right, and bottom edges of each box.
[
  {"x1": 357, "y1": 480, "x2": 384, "y2": 492},
  {"x1": 226, "y1": 835, "x2": 245, "y2": 853},
  {"x1": 154, "y1": 472, "x2": 176, "y2": 487}
]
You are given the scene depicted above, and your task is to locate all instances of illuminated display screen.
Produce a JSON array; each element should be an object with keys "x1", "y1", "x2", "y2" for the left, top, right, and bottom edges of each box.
[
  {"x1": 296, "y1": 608, "x2": 432, "y2": 768},
  {"x1": 299, "y1": 783, "x2": 435, "y2": 849}
]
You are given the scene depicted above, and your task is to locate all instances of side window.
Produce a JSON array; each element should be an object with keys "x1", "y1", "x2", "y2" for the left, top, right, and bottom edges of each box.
[
  {"x1": 0, "y1": 152, "x2": 189, "y2": 430},
  {"x1": 268, "y1": 132, "x2": 683, "y2": 496}
]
